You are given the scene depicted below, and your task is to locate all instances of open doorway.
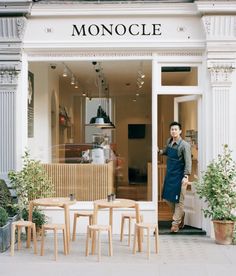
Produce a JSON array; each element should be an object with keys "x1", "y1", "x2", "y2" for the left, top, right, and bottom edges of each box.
[{"x1": 158, "y1": 94, "x2": 201, "y2": 229}]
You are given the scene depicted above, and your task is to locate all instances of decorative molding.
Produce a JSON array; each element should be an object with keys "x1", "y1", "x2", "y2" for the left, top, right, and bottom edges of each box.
[
  {"x1": 26, "y1": 50, "x2": 203, "y2": 59},
  {"x1": 0, "y1": 17, "x2": 26, "y2": 41},
  {"x1": 202, "y1": 16, "x2": 236, "y2": 39},
  {"x1": 207, "y1": 61, "x2": 235, "y2": 86},
  {"x1": 16, "y1": 17, "x2": 27, "y2": 40},
  {"x1": 0, "y1": 62, "x2": 21, "y2": 86}
]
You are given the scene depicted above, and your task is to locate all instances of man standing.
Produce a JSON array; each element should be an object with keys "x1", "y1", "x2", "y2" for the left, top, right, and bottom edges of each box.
[{"x1": 158, "y1": 121, "x2": 192, "y2": 233}]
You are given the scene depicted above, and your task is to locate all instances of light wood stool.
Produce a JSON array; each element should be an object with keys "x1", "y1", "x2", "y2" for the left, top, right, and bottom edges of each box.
[
  {"x1": 85, "y1": 224, "x2": 113, "y2": 262},
  {"x1": 120, "y1": 213, "x2": 143, "y2": 246},
  {"x1": 41, "y1": 224, "x2": 67, "y2": 261},
  {"x1": 11, "y1": 220, "x2": 37, "y2": 256},
  {"x1": 72, "y1": 211, "x2": 93, "y2": 241},
  {"x1": 133, "y1": 222, "x2": 159, "y2": 259}
]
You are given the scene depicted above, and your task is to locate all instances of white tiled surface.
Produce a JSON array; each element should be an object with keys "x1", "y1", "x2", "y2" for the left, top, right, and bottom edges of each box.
[{"x1": 1, "y1": 235, "x2": 236, "y2": 276}]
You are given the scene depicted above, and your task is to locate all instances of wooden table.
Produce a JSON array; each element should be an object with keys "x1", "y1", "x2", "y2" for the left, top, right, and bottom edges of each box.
[
  {"x1": 93, "y1": 198, "x2": 142, "y2": 251},
  {"x1": 28, "y1": 197, "x2": 76, "y2": 253}
]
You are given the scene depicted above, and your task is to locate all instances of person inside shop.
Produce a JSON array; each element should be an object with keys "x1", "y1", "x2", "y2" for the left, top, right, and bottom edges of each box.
[{"x1": 158, "y1": 121, "x2": 192, "y2": 233}]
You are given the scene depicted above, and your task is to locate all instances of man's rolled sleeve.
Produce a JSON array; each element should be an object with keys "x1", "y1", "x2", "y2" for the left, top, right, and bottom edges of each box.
[{"x1": 183, "y1": 143, "x2": 192, "y2": 175}]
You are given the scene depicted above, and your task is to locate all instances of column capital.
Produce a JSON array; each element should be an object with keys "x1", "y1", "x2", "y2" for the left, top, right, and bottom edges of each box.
[
  {"x1": 207, "y1": 60, "x2": 235, "y2": 87},
  {"x1": 0, "y1": 62, "x2": 20, "y2": 87}
]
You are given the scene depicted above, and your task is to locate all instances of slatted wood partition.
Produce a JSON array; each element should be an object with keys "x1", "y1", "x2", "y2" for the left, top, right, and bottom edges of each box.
[{"x1": 43, "y1": 162, "x2": 114, "y2": 201}]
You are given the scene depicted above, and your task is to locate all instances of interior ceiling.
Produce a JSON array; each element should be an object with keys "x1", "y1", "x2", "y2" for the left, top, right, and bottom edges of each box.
[{"x1": 43, "y1": 60, "x2": 194, "y2": 97}]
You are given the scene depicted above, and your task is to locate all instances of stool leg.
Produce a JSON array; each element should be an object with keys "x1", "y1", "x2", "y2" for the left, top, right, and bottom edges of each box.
[
  {"x1": 91, "y1": 230, "x2": 96, "y2": 255},
  {"x1": 11, "y1": 224, "x2": 16, "y2": 256},
  {"x1": 63, "y1": 228, "x2": 67, "y2": 255},
  {"x1": 128, "y1": 218, "x2": 131, "y2": 246},
  {"x1": 85, "y1": 226, "x2": 90, "y2": 256},
  {"x1": 40, "y1": 227, "x2": 45, "y2": 256},
  {"x1": 120, "y1": 216, "x2": 124, "y2": 242},
  {"x1": 54, "y1": 229, "x2": 58, "y2": 261},
  {"x1": 17, "y1": 226, "x2": 21, "y2": 250},
  {"x1": 27, "y1": 224, "x2": 31, "y2": 248},
  {"x1": 89, "y1": 216, "x2": 92, "y2": 238},
  {"x1": 155, "y1": 226, "x2": 158, "y2": 254},
  {"x1": 147, "y1": 227, "x2": 150, "y2": 259},
  {"x1": 98, "y1": 230, "x2": 101, "y2": 262},
  {"x1": 72, "y1": 214, "x2": 77, "y2": 241},
  {"x1": 32, "y1": 223, "x2": 37, "y2": 255},
  {"x1": 108, "y1": 226, "x2": 113, "y2": 257},
  {"x1": 133, "y1": 224, "x2": 137, "y2": 254}
]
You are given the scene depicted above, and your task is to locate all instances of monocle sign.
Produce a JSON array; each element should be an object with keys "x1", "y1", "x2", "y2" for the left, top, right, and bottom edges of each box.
[{"x1": 71, "y1": 23, "x2": 162, "y2": 37}]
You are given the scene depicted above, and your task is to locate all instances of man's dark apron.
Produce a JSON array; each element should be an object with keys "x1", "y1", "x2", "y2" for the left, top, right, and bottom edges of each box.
[{"x1": 162, "y1": 141, "x2": 185, "y2": 203}]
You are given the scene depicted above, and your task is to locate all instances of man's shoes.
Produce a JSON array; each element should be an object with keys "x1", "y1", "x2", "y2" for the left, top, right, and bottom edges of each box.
[
  {"x1": 179, "y1": 212, "x2": 185, "y2": 229},
  {"x1": 170, "y1": 224, "x2": 179, "y2": 233}
]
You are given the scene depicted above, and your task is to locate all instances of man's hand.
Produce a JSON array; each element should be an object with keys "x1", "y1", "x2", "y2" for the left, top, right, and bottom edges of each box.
[{"x1": 182, "y1": 175, "x2": 189, "y2": 185}]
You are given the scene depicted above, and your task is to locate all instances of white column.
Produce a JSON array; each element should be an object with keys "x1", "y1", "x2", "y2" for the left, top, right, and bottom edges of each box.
[{"x1": 207, "y1": 60, "x2": 235, "y2": 157}]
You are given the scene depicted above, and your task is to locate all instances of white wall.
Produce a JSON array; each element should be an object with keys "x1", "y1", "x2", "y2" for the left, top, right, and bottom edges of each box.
[{"x1": 28, "y1": 62, "x2": 59, "y2": 162}]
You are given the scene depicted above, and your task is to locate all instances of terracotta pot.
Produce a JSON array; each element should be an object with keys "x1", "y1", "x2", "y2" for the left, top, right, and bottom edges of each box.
[{"x1": 213, "y1": 220, "x2": 235, "y2": 245}]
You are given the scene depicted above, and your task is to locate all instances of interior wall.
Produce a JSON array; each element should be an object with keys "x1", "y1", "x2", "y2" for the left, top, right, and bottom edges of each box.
[
  {"x1": 116, "y1": 94, "x2": 151, "y2": 182},
  {"x1": 28, "y1": 63, "x2": 59, "y2": 162},
  {"x1": 158, "y1": 95, "x2": 174, "y2": 163},
  {"x1": 179, "y1": 101, "x2": 197, "y2": 139}
]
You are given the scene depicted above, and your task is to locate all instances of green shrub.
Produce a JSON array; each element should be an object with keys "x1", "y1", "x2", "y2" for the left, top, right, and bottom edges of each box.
[
  {"x1": 8, "y1": 150, "x2": 55, "y2": 214},
  {"x1": 0, "y1": 207, "x2": 8, "y2": 227},
  {"x1": 0, "y1": 179, "x2": 12, "y2": 211},
  {"x1": 22, "y1": 208, "x2": 47, "y2": 230}
]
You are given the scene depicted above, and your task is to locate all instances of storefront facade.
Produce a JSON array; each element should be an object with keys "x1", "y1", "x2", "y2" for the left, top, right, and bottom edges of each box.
[{"x1": 1, "y1": 0, "x2": 236, "y2": 235}]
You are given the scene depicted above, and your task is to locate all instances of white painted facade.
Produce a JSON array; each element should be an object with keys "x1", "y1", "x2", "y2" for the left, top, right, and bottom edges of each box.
[{"x1": 1, "y1": 1, "x2": 236, "y2": 235}]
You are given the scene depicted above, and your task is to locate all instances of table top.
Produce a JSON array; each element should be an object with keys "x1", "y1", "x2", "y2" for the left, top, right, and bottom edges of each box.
[
  {"x1": 30, "y1": 197, "x2": 76, "y2": 207},
  {"x1": 94, "y1": 198, "x2": 136, "y2": 208}
]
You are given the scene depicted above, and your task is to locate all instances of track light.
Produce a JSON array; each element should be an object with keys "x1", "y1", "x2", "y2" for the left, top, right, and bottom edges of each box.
[
  {"x1": 71, "y1": 75, "x2": 75, "y2": 85},
  {"x1": 63, "y1": 66, "x2": 68, "y2": 77},
  {"x1": 74, "y1": 79, "x2": 79, "y2": 88},
  {"x1": 138, "y1": 70, "x2": 145, "y2": 79}
]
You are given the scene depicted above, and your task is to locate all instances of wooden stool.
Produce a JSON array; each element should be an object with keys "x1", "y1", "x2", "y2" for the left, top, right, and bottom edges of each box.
[
  {"x1": 85, "y1": 224, "x2": 113, "y2": 262},
  {"x1": 133, "y1": 222, "x2": 159, "y2": 259},
  {"x1": 72, "y1": 211, "x2": 93, "y2": 241},
  {"x1": 11, "y1": 220, "x2": 37, "y2": 256},
  {"x1": 120, "y1": 213, "x2": 143, "y2": 246},
  {"x1": 41, "y1": 224, "x2": 67, "y2": 261}
]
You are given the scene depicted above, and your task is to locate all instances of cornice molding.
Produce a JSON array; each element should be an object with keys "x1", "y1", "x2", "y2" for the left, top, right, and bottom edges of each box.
[
  {"x1": 30, "y1": 3, "x2": 199, "y2": 17},
  {"x1": 196, "y1": 1, "x2": 236, "y2": 14},
  {"x1": 207, "y1": 60, "x2": 235, "y2": 87},
  {"x1": 0, "y1": 0, "x2": 32, "y2": 15}
]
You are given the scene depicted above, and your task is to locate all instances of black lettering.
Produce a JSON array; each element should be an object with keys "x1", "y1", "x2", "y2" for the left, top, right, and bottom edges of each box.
[
  {"x1": 115, "y1": 24, "x2": 126, "y2": 36},
  {"x1": 88, "y1": 24, "x2": 100, "y2": 36},
  {"x1": 129, "y1": 24, "x2": 139, "y2": 36},
  {"x1": 72, "y1": 24, "x2": 86, "y2": 36},
  {"x1": 141, "y1": 24, "x2": 151, "y2": 36},
  {"x1": 101, "y1": 24, "x2": 113, "y2": 36},
  {"x1": 152, "y1": 24, "x2": 162, "y2": 35}
]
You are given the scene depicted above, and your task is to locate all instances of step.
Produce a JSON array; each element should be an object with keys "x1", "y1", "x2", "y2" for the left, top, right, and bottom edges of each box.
[{"x1": 158, "y1": 221, "x2": 207, "y2": 235}]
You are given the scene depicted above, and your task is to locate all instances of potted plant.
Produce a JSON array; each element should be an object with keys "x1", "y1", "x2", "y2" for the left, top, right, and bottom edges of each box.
[
  {"x1": 8, "y1": 150, "x2": 54, "y2": 232},
  {"x1": 0, "y1": 207, "x2": 11, "y2": 252},
  {"x1": 195, "y1": 144, "x2": 236, "y2": 245}
]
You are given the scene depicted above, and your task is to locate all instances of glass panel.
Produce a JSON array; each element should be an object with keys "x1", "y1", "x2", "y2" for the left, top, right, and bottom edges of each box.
[
  {"x1": 28, "y1": 60, "x2": 152, "y2": 201},
  {"x1": 161, "y1": 66, "x2": 198, "y2": 86}
]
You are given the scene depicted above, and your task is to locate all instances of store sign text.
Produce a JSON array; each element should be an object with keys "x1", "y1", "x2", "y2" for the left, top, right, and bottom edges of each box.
[{"x1": 71, "y1": 23, "x2": 162, "y2": 37}]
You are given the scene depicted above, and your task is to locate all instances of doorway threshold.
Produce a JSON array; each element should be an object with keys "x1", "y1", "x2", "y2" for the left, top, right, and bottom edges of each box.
[{"x1": 159, "y1": 221, "x2": 206, "y2": 235}]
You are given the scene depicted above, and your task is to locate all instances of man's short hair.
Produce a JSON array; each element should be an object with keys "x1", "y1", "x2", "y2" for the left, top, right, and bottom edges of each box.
[{"x1": 169, "y1": 121, "x2": 182, "y2": 130}]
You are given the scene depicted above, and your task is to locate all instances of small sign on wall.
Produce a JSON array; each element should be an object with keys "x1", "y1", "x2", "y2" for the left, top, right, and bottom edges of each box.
[{"x1": 28, "y1": 71, "x2": 34, "y2": 138}]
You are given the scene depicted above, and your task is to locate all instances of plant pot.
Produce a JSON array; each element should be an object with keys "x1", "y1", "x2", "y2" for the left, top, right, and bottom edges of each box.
[
  {"x1": 0, "y1": 221, "x2": 11, "y2": 252},
  {"x1": 213, "y1": 220, "x2": 235, "y2": 245}
]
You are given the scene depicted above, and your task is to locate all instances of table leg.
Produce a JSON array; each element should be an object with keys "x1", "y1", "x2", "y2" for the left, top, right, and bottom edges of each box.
[
  {"x1": 135, "y1": 203, "x2": 142, "y2": 252},
  {"x1": 64, "y1": 204, "x2": 70, "y2": 254},
  {"x1": 109, "y1": 207, "x2": 113, "y2": 233},
  {"x1": 27, "y1": 201, "x2": 34, "y2": 248},
  {"x1": 91, "y1": 203, "x2": 98, "y2": 255}
]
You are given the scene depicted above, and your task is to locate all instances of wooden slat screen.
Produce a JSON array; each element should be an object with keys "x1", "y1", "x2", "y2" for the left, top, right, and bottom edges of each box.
[{"x1": 42, "y1": 162, "x2": 114, "y2": 201}]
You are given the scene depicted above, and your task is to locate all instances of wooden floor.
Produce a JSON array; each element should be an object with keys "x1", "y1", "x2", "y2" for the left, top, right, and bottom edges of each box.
[{"x1": 116, "y1": 182, "x2": 173, "y2": 221}]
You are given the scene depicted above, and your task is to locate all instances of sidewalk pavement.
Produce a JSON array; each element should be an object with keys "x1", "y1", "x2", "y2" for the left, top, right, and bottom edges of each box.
[{"x1": 1, "y1": 234, "x2": 236, "y2": 276}]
